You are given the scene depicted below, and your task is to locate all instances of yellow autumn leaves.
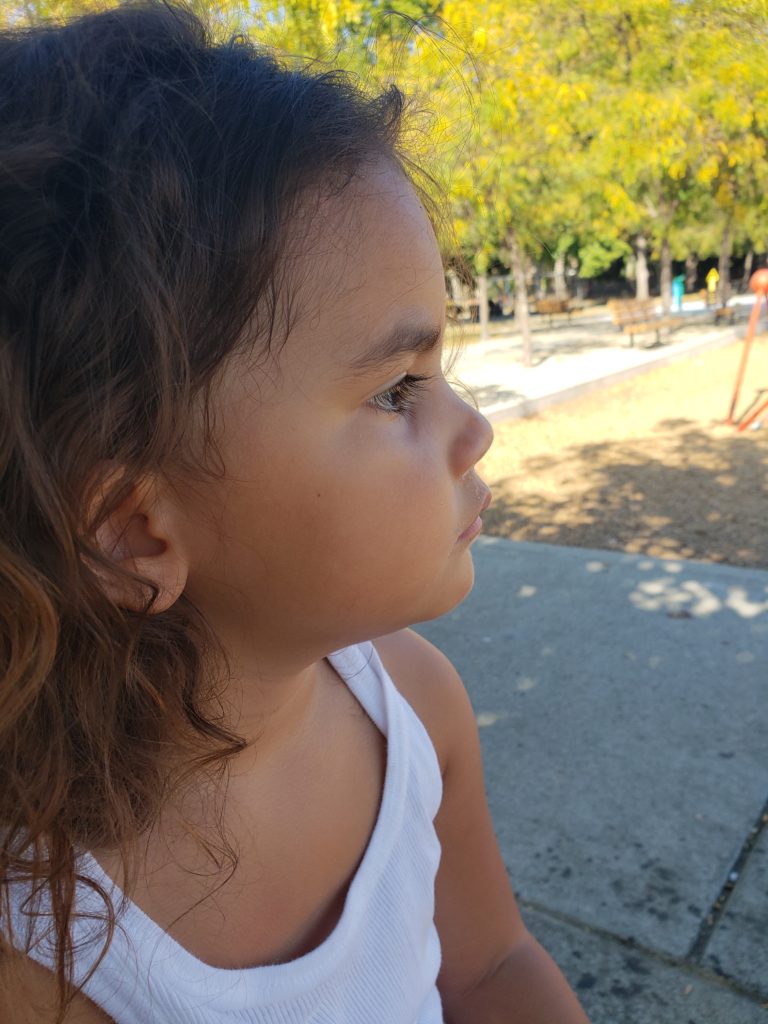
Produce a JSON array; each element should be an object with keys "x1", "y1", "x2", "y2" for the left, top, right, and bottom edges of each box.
[{"x1": 6, "y1": 0, "x2": 768, "y2": 283}]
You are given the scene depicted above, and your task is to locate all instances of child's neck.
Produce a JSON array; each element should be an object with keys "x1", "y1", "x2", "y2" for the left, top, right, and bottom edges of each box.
[
  {"x1": 223, "y1": 656, "x2": 338, "y2": 774},
  {"x1": 198, "y1": 624, "x2": 342, "y2": 753},
  {"x1": 224, "y1": 659, "x2": 324, "y2": 757},
  {"x1": 90, "y1": 655, "x2": 340, "y2": 857}
]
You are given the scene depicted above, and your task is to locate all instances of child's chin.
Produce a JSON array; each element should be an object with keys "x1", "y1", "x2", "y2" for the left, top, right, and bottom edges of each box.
[{"x1": 414, "y1": 560, "x2": 476, "y2": 625}]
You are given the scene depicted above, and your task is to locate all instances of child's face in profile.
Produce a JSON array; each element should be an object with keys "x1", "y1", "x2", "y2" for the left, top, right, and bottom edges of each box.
[{"x1": 176, "y1": 159, "x2": 493, "y2": 668}]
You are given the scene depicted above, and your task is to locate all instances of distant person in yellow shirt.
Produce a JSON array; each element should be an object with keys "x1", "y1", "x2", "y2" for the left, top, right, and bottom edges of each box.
[{"x1": 706, "y1": 267, "x2": 720, "y2": 306}]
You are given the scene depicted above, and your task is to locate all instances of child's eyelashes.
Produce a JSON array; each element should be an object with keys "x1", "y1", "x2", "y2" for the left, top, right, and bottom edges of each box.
[{"x1": 367, "y1": 374, "x2": 433, "y2": 416}]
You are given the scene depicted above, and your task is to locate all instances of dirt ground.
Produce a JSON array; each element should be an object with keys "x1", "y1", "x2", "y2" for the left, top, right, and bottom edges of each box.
[{"x1": 477, "y1": 337, "x2": 768, "y2": 569}]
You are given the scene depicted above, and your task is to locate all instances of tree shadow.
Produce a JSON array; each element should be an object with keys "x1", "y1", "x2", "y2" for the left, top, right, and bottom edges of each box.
[{"x1": 483, "y1": 422, "x2": 768, "y2": 568}]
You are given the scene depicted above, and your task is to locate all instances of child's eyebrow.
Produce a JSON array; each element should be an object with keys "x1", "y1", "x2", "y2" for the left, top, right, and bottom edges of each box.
[{"x1": 348, "y1": 322, "x2": 442, "y2": 374}]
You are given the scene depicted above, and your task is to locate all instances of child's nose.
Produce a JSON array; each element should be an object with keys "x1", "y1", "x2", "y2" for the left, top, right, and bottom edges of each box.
[{"x1": 450, "y1": 393, "x2": 494, "y2": 476}]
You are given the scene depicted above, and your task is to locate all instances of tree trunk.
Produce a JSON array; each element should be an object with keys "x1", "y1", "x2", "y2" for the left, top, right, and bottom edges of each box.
[
  {"x1": 554, "y1": 252, "x2": 568, "y2": 299},
  {"x1": 508, "y1": 229, "x2": 533, "y2": 368},
  {"x1": 718, "y1": 220, "x2": 733, "y2": 304},
  {"x1": 660, "y1": 234, "x2": 672, "y2": 314},
  {"x1": 740, "y1": 249, "x2": 754, "y2": 293},
  {"x1": 685, "y1": 253, "x2": 698, "y2": 293},
  {"x1": 534, "y1": 263, "x2": 546, "y2": 300},
  {"x1": 477, "y1": 273, "x2": 489, "y2": 342},
  {"x1": 446, "y1": 269, "x2": 462, "y2": 303},
  {"x1": 635, "y1": 234, "x2": 650, "y2": 300}
]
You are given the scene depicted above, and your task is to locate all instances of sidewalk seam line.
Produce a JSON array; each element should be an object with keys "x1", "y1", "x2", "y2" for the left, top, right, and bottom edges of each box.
[
  {"x1": 687, "y1": 792, "x2": 768, "y2": 964},
  {"x1": 519, "y1": 896, "x2": 768, "y2": 1004}
]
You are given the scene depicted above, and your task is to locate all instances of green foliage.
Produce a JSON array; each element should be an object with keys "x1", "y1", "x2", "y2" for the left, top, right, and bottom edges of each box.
[
  {"x1": 7, "y1": 0, "x2": 768, "y2": 289},
  {"x1": 578, "y1": 238, "x2": 633, "y2": 279}
]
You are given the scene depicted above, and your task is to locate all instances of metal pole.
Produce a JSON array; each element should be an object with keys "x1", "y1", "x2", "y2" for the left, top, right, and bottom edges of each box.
[
  {"x1": 726, "y1": 269, "x2": 768, "y2": 424},
  {"x1": 736, "y1": 393, "x2": 768, "y2": 432},
  {"x1": 478, "y1": 273, "x2": 489, "y2": 342}
]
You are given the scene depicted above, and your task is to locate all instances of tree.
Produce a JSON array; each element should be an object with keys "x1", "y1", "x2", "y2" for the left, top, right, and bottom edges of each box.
[
  {"x1": 681, "y1": 5, "x2": 768, "y2": 302},
  {"x1": 434, "y1": 0, "x2": 597, "y2": 364},
  {"x1": 9, "y1": 0, "x2": 768, "y2": 322}
]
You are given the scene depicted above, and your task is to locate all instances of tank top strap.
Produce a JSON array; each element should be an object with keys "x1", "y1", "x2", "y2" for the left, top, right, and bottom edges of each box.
[{"x1": 327, "y1": 642, "x2": 388, "y2": 734}]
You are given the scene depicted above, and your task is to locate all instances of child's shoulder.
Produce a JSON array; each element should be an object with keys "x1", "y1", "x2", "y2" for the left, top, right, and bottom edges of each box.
[{"x1": 372, "y1": 628, "x2": 475, "y2": 778}]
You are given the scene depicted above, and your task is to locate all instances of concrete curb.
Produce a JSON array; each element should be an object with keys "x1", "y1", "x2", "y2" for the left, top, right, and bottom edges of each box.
[{"x1": 483, "y1": 328, "x2": 742, "y2": 424}]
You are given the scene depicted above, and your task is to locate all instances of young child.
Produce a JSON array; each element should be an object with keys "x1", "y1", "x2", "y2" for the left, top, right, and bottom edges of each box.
[{"x1": 0, "y1": 3, "x2": 590, "y2": 1021}]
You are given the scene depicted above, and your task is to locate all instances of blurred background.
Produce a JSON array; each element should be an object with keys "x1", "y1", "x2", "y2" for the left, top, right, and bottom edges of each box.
[{"x1": 4, "y1": 1, "x2": 767, "y2": 351}]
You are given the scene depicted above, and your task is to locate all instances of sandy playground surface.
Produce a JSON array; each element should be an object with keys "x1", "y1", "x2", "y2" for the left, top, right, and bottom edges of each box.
[{"x1": 478, "y1": 337, "x2": 768, "y2": 570}]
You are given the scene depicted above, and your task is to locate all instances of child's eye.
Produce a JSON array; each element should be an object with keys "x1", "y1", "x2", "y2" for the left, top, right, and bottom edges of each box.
[{"x1": 367, "y1": 374, "x2": 433, "y2": 416}]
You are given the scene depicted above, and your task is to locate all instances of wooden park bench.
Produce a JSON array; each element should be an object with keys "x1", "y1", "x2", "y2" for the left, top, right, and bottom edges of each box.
[
  {"x1": 446, "y1": 297, "x2": 481, "y2": 321},
  {"x1": 534, "y1": 296, "x2": 572, "y2": 326},
  {"x1": 607, "y1": 298, "x2": 683, "y2": 347},
  {"x1": 713, "y1": 304, "x2": 740, "y2": 325}
]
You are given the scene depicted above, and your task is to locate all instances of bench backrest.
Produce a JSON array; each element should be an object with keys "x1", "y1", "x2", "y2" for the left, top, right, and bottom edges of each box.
[
  {"x1": 607, "y1": 298, "x2": 657, "y2": 324},
  {"x1": 535, "y1": 297, "x2": 569, "y2": 314}
]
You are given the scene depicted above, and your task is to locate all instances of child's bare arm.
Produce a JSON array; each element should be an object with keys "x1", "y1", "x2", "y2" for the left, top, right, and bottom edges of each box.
[{"x1": 375, "y1": 630, "x2": 590, "y2": 1024}]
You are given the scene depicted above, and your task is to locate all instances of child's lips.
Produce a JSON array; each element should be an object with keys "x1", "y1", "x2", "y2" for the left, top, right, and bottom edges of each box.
[{"x1": 457, "y1": 488, "x2": 492, "y2": 541}]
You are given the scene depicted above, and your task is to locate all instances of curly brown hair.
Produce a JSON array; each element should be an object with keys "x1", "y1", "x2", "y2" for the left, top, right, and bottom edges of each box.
[{"x1": 0, "y1": 2, "x2": 426, "y2": 1018}]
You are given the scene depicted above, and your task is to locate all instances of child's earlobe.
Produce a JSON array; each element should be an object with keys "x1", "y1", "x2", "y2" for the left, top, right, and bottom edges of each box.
[
  {"x1": 81, "y1": 462, "x2": 189, "y2": 614},
  {"x1": 91, "y1": 515, "x2": 188, "y2": 614}
]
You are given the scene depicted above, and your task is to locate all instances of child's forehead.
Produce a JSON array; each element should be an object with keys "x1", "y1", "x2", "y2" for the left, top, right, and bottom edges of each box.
[
  {"x1": 214, "y1": 161, "x2": 443, "y2": 406},
  {"x1": 280, "y1": 164, "x2": 443, "y2": 356},
  {"x1": 293, "y1": 161, "x2": 434, "y2": 270}
]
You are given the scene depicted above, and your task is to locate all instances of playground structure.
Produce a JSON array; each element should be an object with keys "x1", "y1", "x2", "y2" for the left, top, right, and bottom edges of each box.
[{"x1": 726, "y1": 268, "x2": 768, "y2": 431}]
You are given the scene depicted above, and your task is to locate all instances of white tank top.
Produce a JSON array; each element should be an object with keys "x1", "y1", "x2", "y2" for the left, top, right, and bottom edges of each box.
[{"x1": 8, "y1": 642, "x2": 445, "y2": 1023}]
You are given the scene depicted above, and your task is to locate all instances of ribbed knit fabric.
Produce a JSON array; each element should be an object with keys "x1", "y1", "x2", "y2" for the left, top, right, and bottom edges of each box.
[{"x1": 8, "y1": 642, "x2": 445, "y2": 1023}]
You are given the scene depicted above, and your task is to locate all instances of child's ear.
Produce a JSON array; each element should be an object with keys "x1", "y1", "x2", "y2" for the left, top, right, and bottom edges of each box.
[{"x1": 83, "y1": 462, "x2": 189, "y2": 614}]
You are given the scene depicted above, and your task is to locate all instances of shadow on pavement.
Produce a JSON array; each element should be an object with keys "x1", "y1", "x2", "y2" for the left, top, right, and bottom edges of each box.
[{"x1": 483, "y1": 424, "x2": 768, "y2": 570}]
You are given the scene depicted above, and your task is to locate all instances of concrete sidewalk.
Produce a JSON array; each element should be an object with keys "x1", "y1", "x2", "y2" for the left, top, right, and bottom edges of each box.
[
  {"x1": 449, "y1": 300, "x2": 752, "y2": 423},
  {"x1": 416, "y1": 539, "x2": 768, "y2": 1023}
]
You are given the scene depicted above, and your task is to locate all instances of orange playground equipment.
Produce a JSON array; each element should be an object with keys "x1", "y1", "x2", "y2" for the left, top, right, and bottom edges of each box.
[{"x1": 726, "y1": 268, "x2": 768, "y2": 431}]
